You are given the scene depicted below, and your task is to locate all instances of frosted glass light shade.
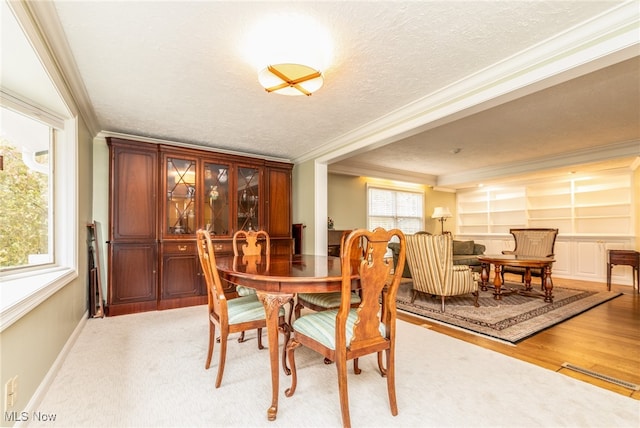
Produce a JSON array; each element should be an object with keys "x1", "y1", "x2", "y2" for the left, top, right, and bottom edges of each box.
[{"x1": 244, "y1": 13, "x2": 332, "y2": 96}]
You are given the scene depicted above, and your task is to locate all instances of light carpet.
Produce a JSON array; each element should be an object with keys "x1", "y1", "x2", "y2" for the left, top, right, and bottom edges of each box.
[
  {"x1": 396, "y1": 281, "x2": 622, "y2": 343},
  {"x1": 29, "y1": 305, "x2": 638, "y2": 427}
]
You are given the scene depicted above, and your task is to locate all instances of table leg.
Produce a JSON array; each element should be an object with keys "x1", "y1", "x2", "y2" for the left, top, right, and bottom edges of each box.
[
  {"x1": 543, "y1": 265, "x2": 554, "y2": 303},
  {"x1": 493, "y1": 264, "x2": 503, "y2": 300},
  {"x1": 480, "y1": 262, "x2": 489, "y2": 291},
  {"x1": 607, "y1": 262, "x2": 612, "y2": 291},
  {"x1": 256, "y1": 291, "x2": 294, "y2": 422},
  {"x1": 523, "y1": 267, "x2": 532, "y2": 291}
]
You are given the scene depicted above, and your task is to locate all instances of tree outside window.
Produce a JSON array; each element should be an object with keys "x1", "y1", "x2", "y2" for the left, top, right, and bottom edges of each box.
[{"x1": 0, "y1": 106, "x2": 52, "y2": 269}]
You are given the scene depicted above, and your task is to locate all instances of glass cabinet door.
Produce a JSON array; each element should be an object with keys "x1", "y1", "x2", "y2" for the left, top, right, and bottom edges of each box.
[
  {"x1": 166, "y1": 157, "x2": 196, "y2": 235},
  {"x1": 204, "y1": 162, "x2": 230, "y2": 236},
  {"x1": 237, "y1": 166, "x2": 260, "y2": 231}
]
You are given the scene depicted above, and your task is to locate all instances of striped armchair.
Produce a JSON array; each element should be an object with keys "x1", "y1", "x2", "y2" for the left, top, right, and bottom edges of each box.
[
  {"x1": 405, "y1": 233, "x2": 479, "y2": 312},
  {"x1": 501, "y1": 228, "x2": 558, "y2": 287}
]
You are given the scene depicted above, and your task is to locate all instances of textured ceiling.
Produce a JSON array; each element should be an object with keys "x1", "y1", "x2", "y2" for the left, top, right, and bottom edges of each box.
[{"x1": 4, "y1": 1, "x2": 639, "y2": 188}]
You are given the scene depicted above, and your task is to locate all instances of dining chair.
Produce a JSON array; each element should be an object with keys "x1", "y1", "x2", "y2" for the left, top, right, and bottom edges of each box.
[
  {"x1": 232, "y1": 229, "x2": 294, "y2": 338},
  {"x1": 294, "y1": 229, "x2": 363, "y2": 319},
  {"x1": 196, "y1": 229, "x2": 286, "y2": 388},
  {"x1": 232, "y1": 229, "x2": 270, "y2": 297},
  {"x1": 405, "y1": 233, "x2": 479, "y2": 312},
  {"x1": 284, "y1": 227, "x2": 406, "y2": 428}
]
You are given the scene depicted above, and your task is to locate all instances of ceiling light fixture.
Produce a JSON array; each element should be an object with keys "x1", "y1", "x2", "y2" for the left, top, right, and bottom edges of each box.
[{"x1": 244, "y1": 13, "x2": 333, "y2": 96}]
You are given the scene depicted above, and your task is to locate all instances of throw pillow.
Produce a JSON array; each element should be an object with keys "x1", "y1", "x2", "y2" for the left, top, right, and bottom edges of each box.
[{"x1": 453, "y1": 240, "x2": 475, "y2": 255}]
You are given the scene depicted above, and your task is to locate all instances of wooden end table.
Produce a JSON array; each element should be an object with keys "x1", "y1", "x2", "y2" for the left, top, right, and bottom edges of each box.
[
  {"x1": 607, "y1": 250, "x2": 639, "y2": 292},
  {"x1": 478, "y1": 254, "x2": 555, "y2": 303}
]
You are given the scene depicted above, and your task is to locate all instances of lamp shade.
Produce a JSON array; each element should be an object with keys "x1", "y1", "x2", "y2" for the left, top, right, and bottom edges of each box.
[{"x1": 432, "y1": 207, "x2": 452, "y2": 219}]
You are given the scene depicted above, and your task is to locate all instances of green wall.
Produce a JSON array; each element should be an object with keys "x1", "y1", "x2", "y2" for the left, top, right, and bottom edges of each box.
[{"x1": 0, "y1": 118, "x2": 92, "y2": 423}]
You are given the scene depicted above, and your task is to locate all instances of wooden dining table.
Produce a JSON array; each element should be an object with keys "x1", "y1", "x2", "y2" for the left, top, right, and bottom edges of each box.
[{"x1": 215, "y1": 253, "x2": 359, "y2": 422}]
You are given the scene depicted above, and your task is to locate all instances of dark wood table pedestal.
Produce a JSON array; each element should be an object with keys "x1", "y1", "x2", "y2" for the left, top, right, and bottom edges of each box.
[{"x1": 478, "y1": 255, "x2": 555, "y2": 303}]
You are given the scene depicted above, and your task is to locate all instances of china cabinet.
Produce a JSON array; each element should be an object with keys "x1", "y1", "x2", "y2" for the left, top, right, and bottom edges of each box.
[{"x1": 107, "y1": 137, "x2": 293, "y2": 315}]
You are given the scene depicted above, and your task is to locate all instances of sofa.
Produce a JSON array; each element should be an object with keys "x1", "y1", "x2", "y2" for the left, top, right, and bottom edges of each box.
[{"x1": 389, "y1": 236, "x2": 485, "y2": 278}]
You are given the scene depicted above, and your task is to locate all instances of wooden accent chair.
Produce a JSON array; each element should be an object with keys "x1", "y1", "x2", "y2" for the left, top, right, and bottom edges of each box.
[
  {"x1": 196, "y1": 229, "x2": 286, "y2": 388},
  {"x1": 501, "y1": 228, "x2": 558, "y2": 288},
  {"x1": 294, "y1": 230, "x2": 363, "y2": 319},
  {"x1": 232, "y1": 229, "x2": 270, "y2": 297},
  {"x1": 284, "y1": 228, "x2": 406, "y2": 428},
  {"x1": 405, "y1": 233, "x2": 479, "y2": 312},
  {"x1": 233, "y1": 229, "x2": 294, "y2": 336}
]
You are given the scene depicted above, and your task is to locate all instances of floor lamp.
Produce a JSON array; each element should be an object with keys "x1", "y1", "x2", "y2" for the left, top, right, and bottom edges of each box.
[{"x1": 432, "y1": 207, "x2": 452, "y2": 234}]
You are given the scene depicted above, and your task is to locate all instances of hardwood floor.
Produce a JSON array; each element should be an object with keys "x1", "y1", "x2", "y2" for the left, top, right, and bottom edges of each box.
[{"x1": 397, "y1": 274, "x2": 640, "y2": 400}]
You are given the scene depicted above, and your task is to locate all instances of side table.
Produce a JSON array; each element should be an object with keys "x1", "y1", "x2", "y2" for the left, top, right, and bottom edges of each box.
[{"x1": 607, "y1": 250, "x2": 639, "y2": 292}]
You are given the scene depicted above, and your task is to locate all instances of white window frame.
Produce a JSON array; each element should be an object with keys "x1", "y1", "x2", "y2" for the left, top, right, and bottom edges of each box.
[
  {"x1": 0, "y1": 95, "x2": 78, "y2": 332},
  {"x1": 366, "y1": 183, "x2": 425, "y2": 234}
]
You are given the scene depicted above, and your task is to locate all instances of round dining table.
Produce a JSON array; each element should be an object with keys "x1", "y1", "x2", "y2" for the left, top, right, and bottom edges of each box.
[{"x1": 215, "y1": 254, "x2": 359, "y2": 422}]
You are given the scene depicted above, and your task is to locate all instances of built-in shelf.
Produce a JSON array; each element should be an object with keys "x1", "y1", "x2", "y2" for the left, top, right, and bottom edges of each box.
[{"x1": 457, "y1": 170, "x2": 634, "y2": 236}]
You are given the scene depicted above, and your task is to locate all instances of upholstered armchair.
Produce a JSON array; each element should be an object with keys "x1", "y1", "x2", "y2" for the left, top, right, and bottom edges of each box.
[
  {"x1": 501, "y1": 228, "x2": 558, "y2": 287},
  {"x1": 390, "y1": 233, "x2": 485, "y2": 277},
  {"x1": 405, "y1": 233, "x2": 479, "y2": 312}
]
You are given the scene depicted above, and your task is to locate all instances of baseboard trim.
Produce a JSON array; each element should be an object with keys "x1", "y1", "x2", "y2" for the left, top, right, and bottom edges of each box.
[{"x1": 16, "y1": 311, "x2": 89, "y2": 427}]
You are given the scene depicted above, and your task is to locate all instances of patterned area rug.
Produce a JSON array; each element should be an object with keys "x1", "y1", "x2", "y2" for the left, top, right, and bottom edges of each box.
[{"x1": 396, "y1": 281, "x2": 621, "y2": 343}]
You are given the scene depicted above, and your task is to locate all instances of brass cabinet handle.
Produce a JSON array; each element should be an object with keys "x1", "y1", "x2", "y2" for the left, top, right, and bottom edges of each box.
[{"x1": 178, "y1": 245, "x2": 187, "y2": 251}]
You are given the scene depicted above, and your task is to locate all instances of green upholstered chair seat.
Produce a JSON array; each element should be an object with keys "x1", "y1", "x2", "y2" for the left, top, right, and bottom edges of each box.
[
  {"x1": 292, "y1": 309, "x2": 385, "y2": 350},
  {"x1": 236, "y1": 285, "x2": 257, "y2": 296},
  {"x1": 297, "y1": 291, "x2": 361, "y2": 309},
  {"x1": 227, "y1": 295, "x2": 284, "y2": 324},
  {"x1": 452, "y1": 255, "x2": 480, "y2": 266}
]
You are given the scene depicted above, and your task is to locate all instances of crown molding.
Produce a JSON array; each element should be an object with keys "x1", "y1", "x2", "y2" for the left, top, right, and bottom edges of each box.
[
  {"x1": 96, "y1": 131, "x2": 292, "y2": 163},
  {"x1": 296, "y1": 1, "x2": 640, "y2": 167}
]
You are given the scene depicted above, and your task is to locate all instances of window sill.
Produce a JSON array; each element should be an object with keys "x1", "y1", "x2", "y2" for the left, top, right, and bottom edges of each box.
[{"x1": 0, "y1": 267, "x2": 77, "y2": 332}]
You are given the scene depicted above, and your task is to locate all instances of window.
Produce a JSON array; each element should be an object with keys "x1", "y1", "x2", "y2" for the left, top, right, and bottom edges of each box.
[
  {"x1": 0, "y1": 106, "x2": 53, "y2": 270},
  {"x1": 367, "y1": 186, "x2": 424, "y2": 234},
  {"x1": 0, "y1": 0, "x2": 78, "y2": 331}
]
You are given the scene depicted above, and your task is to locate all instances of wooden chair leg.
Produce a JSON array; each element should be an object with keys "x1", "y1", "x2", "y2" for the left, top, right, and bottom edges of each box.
[
  {"x1": 280, "y1": 322, "x2": 291, "y2": 375},
  {"x1": 473, "y1": 290, "x2": 479, "y2": 307},
  {"x1": 237, "y1": 331, "x2": 245, "y2": 343},
  {"x1": 377, "y1": 351, "x2": 387, "y2": 376},
  {"x1": 385, "y1": 348, "x2": 398, "y2": 416},
  {"x1": 206, "y1": 322, "x2": 215, "y2": 369},
  {"x1": 257, "y1": 327, "x2": 264, "y2": 350},
  {"x1": 294, "y1": 300, "x2": 303, "y2": 319},
  {"x1": 410, "y1": 289, "x2": 417, "y2": 303},
  {"x1": 353, "y1": 358, "x2": 361, "y2": 375},
  {"x1": 336, "y1": 356, "x2": 352, "y2": 428},
  {"x1": 287, "y1": 300, "x2": 294, "y2": 325},
  {"x1": 215, "y1": 331, "x2": 228, "y2": 389},
  {"x1": 284, "y1": 338, "x2": 301, "y2": 397}
]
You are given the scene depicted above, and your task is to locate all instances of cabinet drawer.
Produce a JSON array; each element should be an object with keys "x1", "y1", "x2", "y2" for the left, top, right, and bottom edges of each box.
[
  {"x1": 211, "y1": 241, "x2": 233, "y2": 254},
  {"x1": 163, "y1": 242, "x2": 197, "y2": 254}
]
